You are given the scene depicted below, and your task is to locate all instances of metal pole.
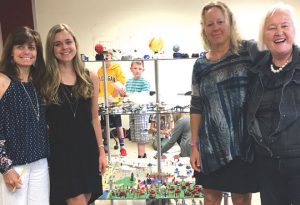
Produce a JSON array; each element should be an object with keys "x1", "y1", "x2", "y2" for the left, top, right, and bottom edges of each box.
[
  {"x1": 102, "y1": 60, "x2": 111, "y2": 162},
  {"x1": 154, "y1": 59, "x2": 161, "y2": 173}
]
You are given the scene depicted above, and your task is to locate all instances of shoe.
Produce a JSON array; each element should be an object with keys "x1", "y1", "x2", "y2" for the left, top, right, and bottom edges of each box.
[
  {"x1": 138, "y1": 153, "x2": 147, "y2": 158},
  {"x1": 120, "y1": 148, "x2": 127, "y2": 156}
]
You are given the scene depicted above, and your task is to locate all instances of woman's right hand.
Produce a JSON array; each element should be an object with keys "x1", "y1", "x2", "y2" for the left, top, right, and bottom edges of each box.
[
  {"x1": 98, "y1": 153, "x2": 107, "y2": 175},
  {"x1": 3, "y1": 169, "x2": 22, "y2": 191},
  {"x1": 190, "y1": 146, "x2": 201, "y2": 172}
]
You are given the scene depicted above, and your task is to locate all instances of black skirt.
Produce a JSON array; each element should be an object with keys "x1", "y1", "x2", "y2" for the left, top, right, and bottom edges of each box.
[{"x1": 194, "y1": 157, "x2": 258, "y2": 194}]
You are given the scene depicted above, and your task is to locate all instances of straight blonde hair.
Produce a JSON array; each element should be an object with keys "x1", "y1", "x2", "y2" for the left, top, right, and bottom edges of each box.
[{"x1": 44, "y1": 23, "x2": 93, "y2": 104}]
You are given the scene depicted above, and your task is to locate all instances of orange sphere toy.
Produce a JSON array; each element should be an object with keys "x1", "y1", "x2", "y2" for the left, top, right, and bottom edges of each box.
[{"x1": 149, "y1": 37, "x2": 164, "y2": 53}]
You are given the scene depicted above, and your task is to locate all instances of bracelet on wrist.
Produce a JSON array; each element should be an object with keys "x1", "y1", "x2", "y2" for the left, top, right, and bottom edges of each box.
[
  {"x1": 189, "y1": 142, "x2": 198, "y2": 147},
  {"x1": 98, "y1": 144, "x2": 105, "y2": 148},
  {"x1": 3, "y1": 169, "x2": 13, "y2": 176}
]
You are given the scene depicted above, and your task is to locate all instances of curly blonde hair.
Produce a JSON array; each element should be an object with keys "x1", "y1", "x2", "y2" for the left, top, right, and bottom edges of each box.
[{"x1": 200, "y1": 1, "x2": 241, "y2": 54}]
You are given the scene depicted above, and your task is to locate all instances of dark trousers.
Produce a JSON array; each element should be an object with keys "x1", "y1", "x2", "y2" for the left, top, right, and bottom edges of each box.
[{"x1": 256, "y1": 156, "x2": 300, "y2": 205}]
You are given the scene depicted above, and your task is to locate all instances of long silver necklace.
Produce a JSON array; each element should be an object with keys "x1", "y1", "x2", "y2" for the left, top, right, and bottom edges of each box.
[
  {"x1": 20, "y1": 82, "x2": 40, "y2": 121},
  {"x1": 61, "y1": 85, "x2": 79, "y2": 118}
]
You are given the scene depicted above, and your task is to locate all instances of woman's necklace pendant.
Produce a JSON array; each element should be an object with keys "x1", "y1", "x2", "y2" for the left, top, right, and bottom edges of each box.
[
  {"x1": 20, "y1": 82, "x2": 40, "y2": 121},
  {"x1": 61, "y1": 85, "x2": 78, "y2": 119}
]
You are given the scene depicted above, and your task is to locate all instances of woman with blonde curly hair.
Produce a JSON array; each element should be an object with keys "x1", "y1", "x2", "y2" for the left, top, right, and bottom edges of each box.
[{"x1": 190, "y1": 1, "x2": 265, "y2": 205}]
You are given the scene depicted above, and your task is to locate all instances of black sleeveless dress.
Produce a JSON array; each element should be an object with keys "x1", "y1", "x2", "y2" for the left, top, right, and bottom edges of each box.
[{"x1": 47, "y1": 84, "x2": 102, "y2": 205}]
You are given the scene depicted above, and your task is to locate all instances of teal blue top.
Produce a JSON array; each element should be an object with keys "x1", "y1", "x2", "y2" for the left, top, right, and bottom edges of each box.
[{"x1": 125, "y1": 77, "x2": 150, "y2": 93}]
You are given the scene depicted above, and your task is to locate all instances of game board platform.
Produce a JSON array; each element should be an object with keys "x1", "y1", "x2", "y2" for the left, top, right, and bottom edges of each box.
[{"x1": 100, "y1": 155, "x2": 203, "y2": 200}]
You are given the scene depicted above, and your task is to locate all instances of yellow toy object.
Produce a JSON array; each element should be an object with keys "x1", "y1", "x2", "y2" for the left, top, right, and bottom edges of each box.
[{"x1": 149, "y1": 37, "x2": 164, "y2": 53}]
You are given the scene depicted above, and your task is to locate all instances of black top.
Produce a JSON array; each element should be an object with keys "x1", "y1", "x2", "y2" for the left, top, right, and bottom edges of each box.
[
  {"x1": 247, "y1": 45, "x2": 300, "y2": 158},
  {"x1": 47, "y1": 84, "x2": 102, "y2": 204},
  {"x1": 256, "y1": 61, "x2": 291, "y2": 139}
]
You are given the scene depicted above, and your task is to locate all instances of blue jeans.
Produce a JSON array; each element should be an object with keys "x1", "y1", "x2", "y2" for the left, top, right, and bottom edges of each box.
[{"x1": 256, "y1": 156, "x2": 300, "y2": 205}]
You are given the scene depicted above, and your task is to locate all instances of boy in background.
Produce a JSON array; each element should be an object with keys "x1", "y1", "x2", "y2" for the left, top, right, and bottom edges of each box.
[
  {"x1": 98, "y1": 49, "x2": 127, "y2": 156},
  {"x1": 125, "y1": 60, "x2": 151, "y2": 158}
]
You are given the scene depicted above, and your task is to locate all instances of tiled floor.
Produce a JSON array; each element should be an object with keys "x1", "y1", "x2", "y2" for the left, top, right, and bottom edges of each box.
[{"x1": 95, "y1": 138, "x2": 261, "y2": 205}]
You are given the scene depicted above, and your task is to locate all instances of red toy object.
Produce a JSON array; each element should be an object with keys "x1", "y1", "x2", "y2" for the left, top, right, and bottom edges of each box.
[
  {"x1": 149, "y1": 193, "x2": 156, "y2": 199},
  {"x1": 119, "y1": 190, "x2": 126, "y2": 197},
  {"x1": 194, "y1": 191, "x2": 200, "y2": 197},
  {"x1": 139, "y1": 189, "x2": 145, "y2": 195},
  {"x1": 169, "y1": 185, "x2": 175, "y2": 190},
  {"x1": 194, "y1": 185, "x2": 201, "y2": 190},
  {"x1": 95, "y1": 43, "x2": 104, "y2": 54}
]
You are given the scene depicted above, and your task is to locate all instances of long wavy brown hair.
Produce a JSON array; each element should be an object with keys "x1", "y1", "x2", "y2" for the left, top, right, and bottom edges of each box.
[
  {"x1": 0, "y1": 26, "x2": 47, "y2": 93},
  {"x1": 43, "y1": 23, "x2": 93, "y2": 104}
]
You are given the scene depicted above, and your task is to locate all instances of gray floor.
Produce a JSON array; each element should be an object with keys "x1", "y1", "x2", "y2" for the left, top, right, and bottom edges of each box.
[{"x1": 95, "y1": 138, "x2": 261, "y2": 205}]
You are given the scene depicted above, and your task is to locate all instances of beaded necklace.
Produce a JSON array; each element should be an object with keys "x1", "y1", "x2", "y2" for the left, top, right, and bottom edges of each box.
[{"x1": 270, "y1": 55, "x2": 292, "y2": 74}]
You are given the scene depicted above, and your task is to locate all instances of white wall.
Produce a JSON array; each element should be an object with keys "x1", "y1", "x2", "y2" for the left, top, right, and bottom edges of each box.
[
  {"x1": 35, "y1": 0, "x2": 204, "y2": 57},
  {"x1": 34, "y1": 0, "x2": 300, "y2": 105},
  {"x1": 34, "y1": 0, "x2": 300, "y2": 57}
]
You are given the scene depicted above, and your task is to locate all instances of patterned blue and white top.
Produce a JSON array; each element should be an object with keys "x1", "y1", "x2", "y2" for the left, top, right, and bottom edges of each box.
[
  {"x1": 190, "y1": 40, "x2": 262, "y2": 174},
  {"x1": 0, "y1": 80, "x2": 49, "y2": 174}
]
